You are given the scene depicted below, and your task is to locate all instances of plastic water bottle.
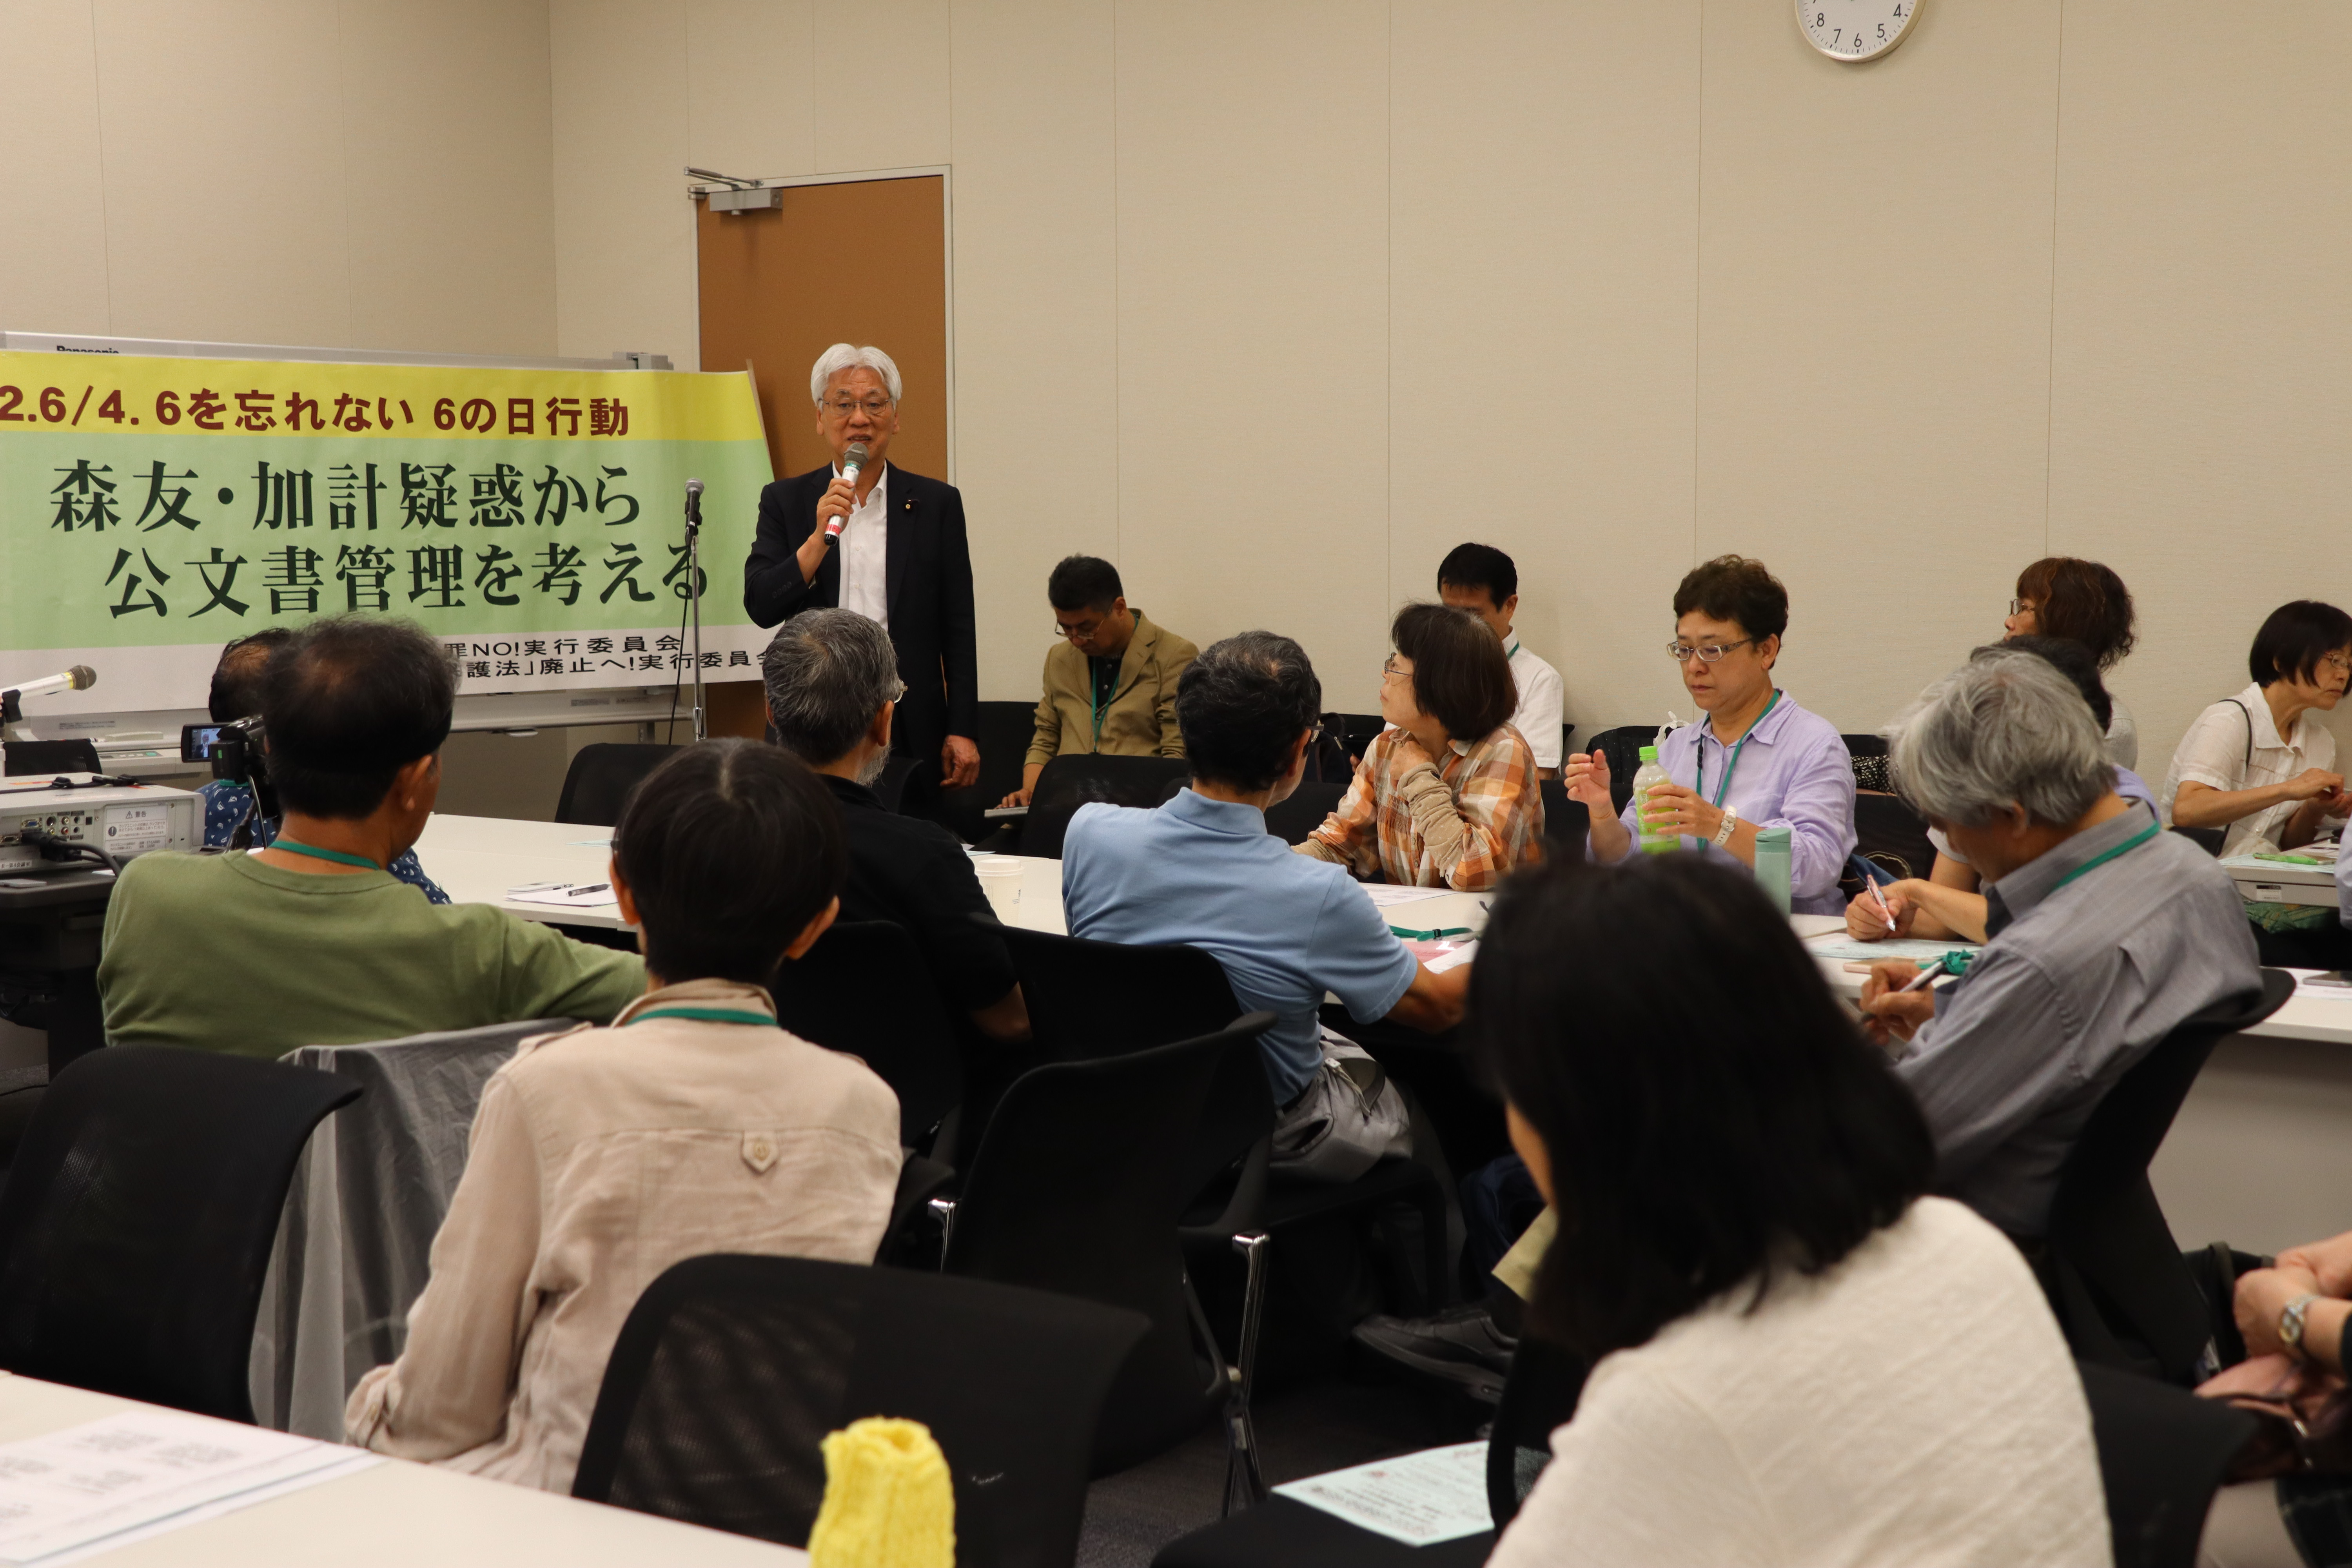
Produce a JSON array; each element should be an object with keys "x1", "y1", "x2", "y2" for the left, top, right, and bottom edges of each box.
[
  {"x1": 1633, "y1": 746, "x2": 1675, "y2": 854},
  {"x1": 1754, "y1": 824, "x2": 1792, "y2": 913}
]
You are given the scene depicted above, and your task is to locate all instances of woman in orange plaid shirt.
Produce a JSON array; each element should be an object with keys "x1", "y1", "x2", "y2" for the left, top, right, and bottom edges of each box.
[{"x1": 1297, "y1": 603, "x2": 1546, "y2": 890}]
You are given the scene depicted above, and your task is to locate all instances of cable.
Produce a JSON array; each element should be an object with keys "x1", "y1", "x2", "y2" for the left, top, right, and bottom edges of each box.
[{"x1": 17, "y1": 827, "x2": 120, "y2": 876}]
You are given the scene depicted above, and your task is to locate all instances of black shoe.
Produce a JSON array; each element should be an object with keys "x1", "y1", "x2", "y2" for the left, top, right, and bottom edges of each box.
[{"x1": 1352, "y1": 1302, "x2": 1518, "y2": 1400}]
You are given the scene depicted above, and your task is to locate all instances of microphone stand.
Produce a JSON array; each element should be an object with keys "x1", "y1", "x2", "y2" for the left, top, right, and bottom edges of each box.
[{"x1": 683, "y1": 483, "x2": 706, "y2": 742}]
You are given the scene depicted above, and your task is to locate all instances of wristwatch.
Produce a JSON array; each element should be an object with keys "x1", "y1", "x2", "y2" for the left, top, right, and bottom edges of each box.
[
  {"x1": 2283, "y1": 1292, "x2": 2322, "y2": 1359},
  {"x1": 1713, "y1": 805, "x2": 1740, "y2": 848}
]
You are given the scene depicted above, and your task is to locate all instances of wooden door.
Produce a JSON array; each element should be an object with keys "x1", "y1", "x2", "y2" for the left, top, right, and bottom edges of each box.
[{"x1": 696, "y1": 174, "x2": 950, "y2": 738}]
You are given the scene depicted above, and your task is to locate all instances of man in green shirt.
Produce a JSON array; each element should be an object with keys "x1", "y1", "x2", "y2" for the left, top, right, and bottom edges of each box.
[{"x1": 99, "y1": 617, "x2": 642, "y2": 1058}]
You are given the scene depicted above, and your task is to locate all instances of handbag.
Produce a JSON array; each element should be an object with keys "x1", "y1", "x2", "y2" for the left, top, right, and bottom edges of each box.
[
  {"x1": 1269, "y1": 1032, "x2": 1412, "y2": 1183},
  {"x1": 2203, "y1": 1355, "x2": 2352, "y2": 1480}
]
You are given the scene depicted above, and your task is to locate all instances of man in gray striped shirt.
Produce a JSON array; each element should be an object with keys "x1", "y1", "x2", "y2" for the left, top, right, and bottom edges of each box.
[{"x1": 1860, "y1": 652, "x2": 2259, "y2": 1239}]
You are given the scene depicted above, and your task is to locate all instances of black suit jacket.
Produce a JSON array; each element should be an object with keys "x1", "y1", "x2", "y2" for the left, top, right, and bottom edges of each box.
[{"x1": 744, "y1": 463, "x2": 980, "y2": 757}]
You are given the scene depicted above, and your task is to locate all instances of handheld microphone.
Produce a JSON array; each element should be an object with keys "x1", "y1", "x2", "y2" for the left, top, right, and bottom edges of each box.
[
  {"x1": 684, "y1": 477, "x2": 703, "y2": 526},
  {"x1": 824, "y1": 441, "x2": 871, "y2": 541},
  {"x1": 5, "y1": 666, "x2": 97, "y2": 702}
]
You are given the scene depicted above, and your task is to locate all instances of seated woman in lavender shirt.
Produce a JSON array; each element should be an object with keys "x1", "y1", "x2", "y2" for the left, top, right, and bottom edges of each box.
[{"x1": 1565, "y1": 555, "x2": 1857, "y2": 916}]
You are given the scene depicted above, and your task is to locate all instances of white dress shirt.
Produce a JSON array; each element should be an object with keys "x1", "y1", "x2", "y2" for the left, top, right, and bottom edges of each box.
[
  {"x1": 834, "y1": 461, "x2": 890, "y2": 629},
  {"x1": 2161, "y1": 681, "x2": 2336, "y2": 857},
  {"x1": 1505, "y1": 639, "x2": 1564, "y2": 769}
]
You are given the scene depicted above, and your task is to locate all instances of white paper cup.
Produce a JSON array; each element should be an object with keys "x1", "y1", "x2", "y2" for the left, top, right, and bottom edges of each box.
[{"x1": 974, "y1": 857, "x2": 1024, "y2": 922}]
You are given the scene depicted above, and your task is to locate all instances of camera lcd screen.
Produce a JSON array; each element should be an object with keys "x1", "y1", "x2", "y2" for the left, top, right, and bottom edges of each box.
[{"x1": 180, "y1": 723, "x2": 225, "y2": 764}]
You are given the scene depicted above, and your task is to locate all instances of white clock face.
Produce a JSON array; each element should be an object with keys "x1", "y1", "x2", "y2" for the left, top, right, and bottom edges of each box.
[{"x1": 1796, "y1": 0, "x2": 1921, "y2": 62}]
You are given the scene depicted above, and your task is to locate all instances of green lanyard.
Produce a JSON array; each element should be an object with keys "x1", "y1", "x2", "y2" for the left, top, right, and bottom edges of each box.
[
  {"x1": 2050, "y1": 818, "x2": 2161, "y2": 892},
  {"x1": 626, "y1": 1006, "x2": 777, "y2": 1028},
  {"x1": 1091, "y1": 658, "x2": 1120, "y2": 746},
  {"x1": 1694, "y1": 690, "x2": 1782, "y2": 808},
  {"x1": 270, "y1": 838, "x2": 383, "y2": 871}
]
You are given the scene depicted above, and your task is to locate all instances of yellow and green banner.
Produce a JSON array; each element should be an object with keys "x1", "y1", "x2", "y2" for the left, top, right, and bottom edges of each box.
[{"x1": 0, "y1": 350, "x2": 774, "y2": 711}]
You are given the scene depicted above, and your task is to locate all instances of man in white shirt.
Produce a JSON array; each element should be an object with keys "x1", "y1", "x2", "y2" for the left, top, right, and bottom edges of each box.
[{"x1": 1438, "y1": 543, "x2": 1563, "y2": 778}]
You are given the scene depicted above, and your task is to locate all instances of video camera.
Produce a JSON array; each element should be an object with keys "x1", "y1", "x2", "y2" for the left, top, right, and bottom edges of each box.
[{"x1": 180, "y1": 715, "x2": 277, "y2": 833}]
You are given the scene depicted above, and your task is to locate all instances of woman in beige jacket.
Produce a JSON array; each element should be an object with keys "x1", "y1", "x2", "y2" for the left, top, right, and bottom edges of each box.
[{"x1": 346, "y1": 740, "x2": 902, "y2": 1494}]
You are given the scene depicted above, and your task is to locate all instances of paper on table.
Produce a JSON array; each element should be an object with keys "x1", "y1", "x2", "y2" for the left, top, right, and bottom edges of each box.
[
  {"x1": 1361, "y1": 885, "x2": 1452, "y2": 908},
  {"x1": 0, "y1": 1411, "x2": 360, "y2": 1564},
  {"x1": 1806, "y1": 936, "x2": 1980, "y2": 965},
  {"x1": 27, "y1": 1453, "x2": 381, "y2": 1568},
  {"x1": 508, "y1": 883, "x2": 619, "y2": 909},
  {"x1": 1426, "y1": 941, "x2": 1478, "y2": 974},
  {"x1": 2285, "y1": 967, "x2": 2352, "y2": 1000},
  {"x1": 1273, "y1": 1440, "x2": 1492, "y2": 1547}
]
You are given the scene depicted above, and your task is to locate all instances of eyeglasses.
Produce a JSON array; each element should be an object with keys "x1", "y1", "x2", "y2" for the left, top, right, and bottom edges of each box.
[
  {"x1": 2008, "y1": 599, "x2": 2036, "y2": 617},
  {"x1": 2325, "y1": 653, "x2": 2352, "y2": 675},
  {"x1": 1667, "y1": 638, "x2": 1755, "y2": 664},
  {"x1": 1055, "y1": 616, "x2": 1106, "y2": 642},
  {"x1": 1381, "y1": 657, "x2": 1410, "y2": 681},
  {"x1": 821, "y1": 397, "x2": 894, "y2": 419}
]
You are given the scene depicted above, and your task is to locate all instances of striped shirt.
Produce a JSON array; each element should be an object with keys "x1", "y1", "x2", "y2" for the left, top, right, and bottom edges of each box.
[
  {"x1": 1296, "y1": 724, "x2": 1544, "y2": 890},
  {"x1": 1895, "y1": 801, "x2": 2259, "y2": 1238}
]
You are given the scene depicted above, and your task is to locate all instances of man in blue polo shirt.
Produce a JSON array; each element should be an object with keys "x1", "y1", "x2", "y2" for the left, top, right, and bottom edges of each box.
[{"x1": 1062, "y1": 631, "x2": 1468, "y2": 1172}]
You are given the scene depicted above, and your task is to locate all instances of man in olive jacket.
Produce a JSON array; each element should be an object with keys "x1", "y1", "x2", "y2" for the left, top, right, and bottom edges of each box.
[{"x1": 999, "y1": 555, "x2": 1198, "y2": 808}]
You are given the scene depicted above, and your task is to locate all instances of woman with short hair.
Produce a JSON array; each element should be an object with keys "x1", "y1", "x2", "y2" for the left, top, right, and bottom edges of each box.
[
  {"x1": 1566, "y1": 555, "x2": 1857, "y2": 914},
  {"x1": 345, "y1": 740, "x2": 901, "y2": 1494},
  {"x1": 1478, "y1": 855, "x2": 2109, "y2": 1568},
  {"x1": 1298, "y1": 602, "x2": 1544, "y2": 890},
  {"x1": 2164, "y1": 601, "x2": 2352, "y2": 858},
  {"x1": 2005, "y1": 556, "x2": 2140, "y2": 768}
]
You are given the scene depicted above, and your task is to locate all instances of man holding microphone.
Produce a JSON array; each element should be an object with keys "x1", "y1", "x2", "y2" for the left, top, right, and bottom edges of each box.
[{"x1": 744, "y1": 343, "x2": 980, "y2": 813}]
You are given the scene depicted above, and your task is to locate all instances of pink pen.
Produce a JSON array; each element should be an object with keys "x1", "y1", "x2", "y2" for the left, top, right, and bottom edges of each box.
[{"x1": 1867, "y1": 876, "x2": 1898, "y2": 935}]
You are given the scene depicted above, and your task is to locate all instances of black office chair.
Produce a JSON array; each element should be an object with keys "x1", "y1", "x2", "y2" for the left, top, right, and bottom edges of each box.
[
  {"x1": 2043, "y1": 970, "x2": 2294, "y2": 1385},
  {"x1": 1327, "y1": 712, "x2": 1387, "y2": 766},
  {"x1": 1016, "y1": 754, "x2": 1195, "y2": 859},
  {"x1": 1582, "y1": 725, "x2": 1654, "y2": 815},
  {"x1": 554, "y1": 742, "x2": 680, "y2": 826},
  {"x1": 1, "y1": 739, "x2": 103, "y2": 776},
  {"x1": 1843, "y1": 791, "x2": 1940, "y2": 898},
  {"x1": 2080, "y1": 1361, "x2": 2257, "y2": 1568},
  {"x1": 1152, "y1": 775, "x2": 1345, "y2": 848},
  {"x1": 572, "y1": 1253, "x2": 1146, "y2": 1566},
  {"x1": 932, "y1": 699, "x2": 1038, "y2": 844},
  {"x1": 997, "y1": 925, "x2": 1450, "y2": 1503},
  {"x1": 0, "y1": 1046, "x2": 361, "y2": 1421},
  {"x1": 1149, "y1": 1330, "x2": 1588, "y2": 1567},
  {"x1": 942, "y1": 1018, "x2": 1275, "y2": 1477},
  {"x1": 2172, "y1": 825, "x2": 2227, "y2": 858},
  {"x1": 1537, "y1": 780, "x2": 1588, "y2": 858},
  {"x1": 769, "y1": 920, "x2": 964, "y2": 1156}
]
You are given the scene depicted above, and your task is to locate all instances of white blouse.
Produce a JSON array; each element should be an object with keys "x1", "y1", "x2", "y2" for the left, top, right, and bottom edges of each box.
[
  {"x1": 2161, "y1": 682, "x2": 2336, "y2": 857},
  {"x1": 1486, "y1": 1198, "x2": 2110, "y2": 1568}
]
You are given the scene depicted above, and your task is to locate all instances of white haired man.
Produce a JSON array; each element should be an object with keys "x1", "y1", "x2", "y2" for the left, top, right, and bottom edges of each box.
[
  {"x1": 744, "y1": 343, "x2": 980, "y2": 811},
  {"x1": 1859, "y1": 650, "x2": 2258, "y2": 1241}
]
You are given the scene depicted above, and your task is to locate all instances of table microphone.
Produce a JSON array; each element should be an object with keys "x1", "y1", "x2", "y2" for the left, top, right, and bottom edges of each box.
[
  {"x1": 825, "y1": 441, "x2": 871, "y2": 540},
  {"x1": 684, "y1": 477, "x2": 703, "y2": 524},
  {"x1": 5, "y1": 666, "x2": 96, "y2": 702}
]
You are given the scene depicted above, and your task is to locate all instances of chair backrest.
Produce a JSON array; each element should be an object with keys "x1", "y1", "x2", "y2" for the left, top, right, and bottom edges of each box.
[
  {"x1": 572, "y1": 1253, "x2": 1147, "y2": 1568},
  {"x1": 1584, "y1": 725, "x2": 1655, "y2": 815},
  {"x1": 1537, "y1": 780, "x2": 1588, "y2": 858},
  {"x1": 769, "y1": 920, "x2": 964, "y2": 1148},
  {"x1": 2172, "y1": 824, "x2": 2227, "y2": 858},
  {"x1": 1486, "y1": 1334, "x2": 1590, "y2": 1527},
  {"x1": 2079, "y1": 1360, "x2": 2256, "y2": 1568},
  {"x1": 1264, "y1": 780, "x2": 1347, "y2": 846},
  {"x1": 947, "y1": 1016, "x2": 1276, "y2": 1473},
  {"x1": 554, "y1": 742, "x2": 681, "y2": 826},
  {"x1": 2047, "y1": 969, "x2": 2294, "y2": 1384},
  {"x1": 932, "y1": 699, "x2": 1039, "y2": 846},
  {"x1": 2, "y1": 739, "x2": 104, "y2": 777},
  {"x1": 1017, "y1": 754, "x2": 1195, "y2": 859},
  {"x1": 0, "y1": 1046, "x2": 360, "y2": 1420},
  {"x1": 1327, "y1": 712, "x2": 1387, "y2": 764},
  {"x1": 256, "y1": 1017, "x2": 575, "y2": 1436},
  {"x1": 1847, "y1": 791, "x2": 1940, "y2": 892},
  {"x1": 998, "y1": 924, "x2": 1243, "y2": 1063}
]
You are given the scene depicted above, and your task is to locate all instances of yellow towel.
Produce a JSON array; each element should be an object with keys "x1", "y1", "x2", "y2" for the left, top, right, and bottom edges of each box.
[{"x1": 806, "y1": 1416, "x2": 956, "y2": 1568}]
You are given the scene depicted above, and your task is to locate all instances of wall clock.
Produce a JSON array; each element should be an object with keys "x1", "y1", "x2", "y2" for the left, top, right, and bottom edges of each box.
[{"x1": 1796, "y1": 0, "x2": 1921, "y2": 62}]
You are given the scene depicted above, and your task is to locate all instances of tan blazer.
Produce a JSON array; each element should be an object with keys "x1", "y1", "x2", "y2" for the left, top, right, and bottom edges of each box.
[
  {"x1": 1025, "y1": 609, "x2": 1199, "y2": 765},
  {"x1": 345, "y1": 978, "x2": 901, "y2": 1494}
]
